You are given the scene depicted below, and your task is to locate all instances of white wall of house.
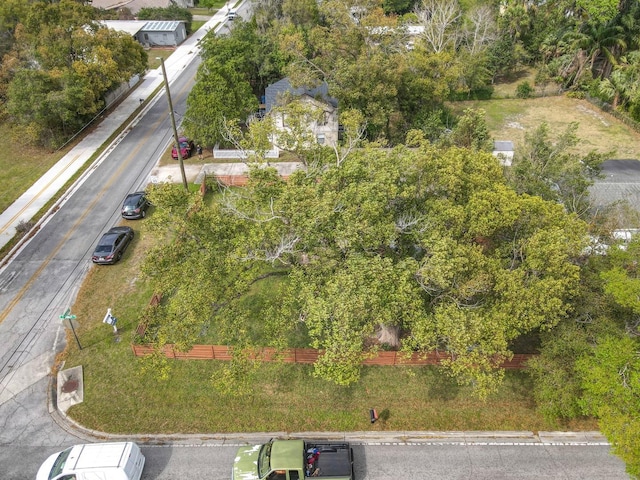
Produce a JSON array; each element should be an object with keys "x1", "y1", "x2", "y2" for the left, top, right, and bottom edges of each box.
[{"x1": 272, "y1": 96, "x2": 339, "y2": 149}]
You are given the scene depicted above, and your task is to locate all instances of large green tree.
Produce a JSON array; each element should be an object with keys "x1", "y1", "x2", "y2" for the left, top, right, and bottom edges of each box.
[
  {"x1": 141, "y1": 119, "x2": 588, "y2": 397},
  {"x1": 181, "y1": 18, "x2": 288, "y2": 146},
  {"x1": 507, "y1": 122, "x2": 607, "y2": 218},
  {"x1": 2, "y1": 0, "x2": 147, "y2": 147},
  {"x1": 182, "y1": 59, "x2": 258, "y2": 147},
  {"x1": 577, "y1": 335, "x2": 640, "y2": 478}
]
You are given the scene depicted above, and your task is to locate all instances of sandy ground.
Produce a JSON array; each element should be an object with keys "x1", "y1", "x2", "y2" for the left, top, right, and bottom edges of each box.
[{"x1": 149, "y1": 164, "x2": 204, "y2": 184}]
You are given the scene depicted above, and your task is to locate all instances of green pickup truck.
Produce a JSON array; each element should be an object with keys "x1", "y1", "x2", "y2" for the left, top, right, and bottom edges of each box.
[{"x1": 232, "y1": 439, "x2": 354, "y2": 480}]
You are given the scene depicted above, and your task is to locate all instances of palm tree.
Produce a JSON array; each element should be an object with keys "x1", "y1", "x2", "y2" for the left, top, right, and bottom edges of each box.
[{"x1": 582, "y1": 21, "x2": 626, "y2": 79}]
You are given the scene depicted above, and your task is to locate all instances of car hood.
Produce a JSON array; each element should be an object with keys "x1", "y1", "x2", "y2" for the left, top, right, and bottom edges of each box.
[
  {"x1": 36, "y1": 452, "x2": 59, "y2": 480},
  {"x1": 233, "y1": 445, "x2": 261, "y2": 480}
]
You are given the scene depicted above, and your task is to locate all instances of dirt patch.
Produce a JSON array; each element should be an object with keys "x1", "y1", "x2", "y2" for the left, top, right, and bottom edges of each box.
[
  {"x1": 455, "y1": 96, "x2": 640, "y2": 158},
  {"x1": 575, "y1": 103, "x2": 610, "y2": 126}
]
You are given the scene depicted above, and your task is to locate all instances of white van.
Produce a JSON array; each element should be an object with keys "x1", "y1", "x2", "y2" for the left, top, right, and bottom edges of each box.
[
  {"x1": 227, "y1": 10, "x2": 237, "y2": 20},
  {"x1": 36, "y1": 442, "x2": 145, "y2": 480}
]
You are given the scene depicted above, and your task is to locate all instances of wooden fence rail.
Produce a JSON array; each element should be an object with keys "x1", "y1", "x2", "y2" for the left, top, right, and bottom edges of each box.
[
  {"x1": 130, "y1": 344, "x2": 533, "y2": 369},
  {"x1": 134, "y1": 293, "x2": 534, "y2": 369}
]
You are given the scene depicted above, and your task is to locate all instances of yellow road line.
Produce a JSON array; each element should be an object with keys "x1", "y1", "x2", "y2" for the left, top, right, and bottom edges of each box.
[{"x1": 0, "y1": 127, "x2": 153, "y2": 325}]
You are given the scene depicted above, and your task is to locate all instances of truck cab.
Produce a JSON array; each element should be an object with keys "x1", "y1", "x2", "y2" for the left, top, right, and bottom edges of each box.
[{"x1": 232, "y1": 439, "x2": 354, "y2": 480}]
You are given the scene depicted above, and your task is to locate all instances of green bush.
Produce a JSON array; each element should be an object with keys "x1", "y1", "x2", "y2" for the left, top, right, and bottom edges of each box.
[
  {"x1": 516, "y1": 81, "x2": 533, "y2": 98},
  {"x1": 566, "y1": 90, "x2": 586, "y2": 99}
]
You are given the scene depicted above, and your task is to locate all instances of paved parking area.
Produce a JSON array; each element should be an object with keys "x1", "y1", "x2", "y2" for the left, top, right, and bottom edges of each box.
[{"x1": 590, "y1": 159, "x2": 640, "y2": 209}]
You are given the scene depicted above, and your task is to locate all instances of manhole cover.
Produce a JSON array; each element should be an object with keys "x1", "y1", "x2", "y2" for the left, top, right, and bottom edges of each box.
[{"x1": 61, "y1": 378, "x2": 79, "y2": 393}]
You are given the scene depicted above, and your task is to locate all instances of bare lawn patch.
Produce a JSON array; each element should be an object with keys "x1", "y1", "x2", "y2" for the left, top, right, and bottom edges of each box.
[{"x1": 451, "y1": 96, "x2": 640, "y2": 159}]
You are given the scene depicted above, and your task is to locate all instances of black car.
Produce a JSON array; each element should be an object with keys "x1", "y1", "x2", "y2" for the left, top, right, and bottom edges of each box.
[
  {"x1": 92, "y1": 226, "x2": 134, "y2": 264},
  {"x1": 121, "y1": 191, "x2": 149, "y2": 219}
]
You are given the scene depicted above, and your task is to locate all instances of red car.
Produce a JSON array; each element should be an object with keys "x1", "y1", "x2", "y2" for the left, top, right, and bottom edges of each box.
[{"x1": 171, "y1": 137, "x2": 194, "y2": 160}]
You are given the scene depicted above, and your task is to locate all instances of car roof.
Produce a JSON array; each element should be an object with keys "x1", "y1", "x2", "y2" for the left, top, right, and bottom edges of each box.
[
  {"x1": 105, "y1": 226, "x2": 133, "y2": 236},
  {"x1": 98, "y1": 233, "x2": 119, "y2": 246},
  {"x1": 124, "y1": 192, "x2": 145, "y2": 203}
]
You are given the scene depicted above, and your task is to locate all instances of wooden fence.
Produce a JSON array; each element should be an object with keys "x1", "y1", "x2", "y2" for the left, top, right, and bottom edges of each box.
[
  {"x1": 134, "y1": 293, "x2": 534, "y2": 369},
  {"x1": 130, "y1": 343, "x2": 533, "y2": 369}
]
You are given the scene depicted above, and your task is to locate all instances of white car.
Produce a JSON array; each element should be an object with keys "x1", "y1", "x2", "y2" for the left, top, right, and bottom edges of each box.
[{"x1": 37, "y1": 442, "x2": 145, "y2": 480}]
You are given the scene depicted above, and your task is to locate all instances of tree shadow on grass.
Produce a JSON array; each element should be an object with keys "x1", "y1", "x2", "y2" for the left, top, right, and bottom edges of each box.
[{"x1": 421, "y1": 367, "x2": 463, "y2": 401}]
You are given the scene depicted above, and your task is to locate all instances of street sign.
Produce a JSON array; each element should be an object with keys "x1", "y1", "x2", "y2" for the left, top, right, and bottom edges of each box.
[
  {"x1": 103, "y1": 308, "x2": 118, "y2": 333},
  {"x1": 59, "y1": 308, "x2": 76, "y2": 320},
  {"x1": 59, "y1": 309, "x2": 81, "y2": 349}
]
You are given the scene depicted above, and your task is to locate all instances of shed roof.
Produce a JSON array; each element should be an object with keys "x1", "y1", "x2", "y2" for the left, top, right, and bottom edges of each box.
[
  {"x1": 494, "y1": 140, "x2": 514, "y2": 151},
  {"x1": 141, "y1": 20, "x2": 183, "y2": 32}
]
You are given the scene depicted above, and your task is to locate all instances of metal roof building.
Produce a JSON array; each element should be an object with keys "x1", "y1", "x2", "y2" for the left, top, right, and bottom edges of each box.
[{"x1": 101, "y1": 20, "x2": 187, "y2": 47}]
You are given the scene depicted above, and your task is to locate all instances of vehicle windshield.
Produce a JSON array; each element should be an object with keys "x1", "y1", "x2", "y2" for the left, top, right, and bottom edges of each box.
[
  {"x1": 49, "y1": 448, "x2": 72, "y2": 479},
  {"x1": 257, "y1": 442, "x2": 273, "y2": 478},
  {"x1": 124, "y1": 196, "x2": 140, "y2": 208},
  {"x1": 95, "y1": 244, "x2": 113, "y2": 254}
]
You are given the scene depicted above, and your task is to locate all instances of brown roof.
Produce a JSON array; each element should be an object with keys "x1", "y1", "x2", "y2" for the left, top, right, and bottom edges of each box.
[{"x1": 91, "y1": 0, "x2": 192, "y2": 14}]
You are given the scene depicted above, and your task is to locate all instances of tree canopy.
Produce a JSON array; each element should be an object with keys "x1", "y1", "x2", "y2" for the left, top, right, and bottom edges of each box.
[
  {"x1": 141, "y1": 129, "x2": 588, "y2": 398},
  {"x1": 0, "y1": 0, "x2": 147, "y2": 147}
]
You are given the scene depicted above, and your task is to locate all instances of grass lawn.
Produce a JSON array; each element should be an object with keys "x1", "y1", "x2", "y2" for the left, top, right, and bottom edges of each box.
[
  {"x1": 64, "y1": 350, "x2": 598, "y2": 434},
  {"x1": 0, "y1": 123, "x2": 73, "y2": 214},
  {"x1": 450, "y1": 95, "x2": 640, "y2": 159},
  {"x1": 61, "y1": 195, "x2": 599, "y2": 434}
]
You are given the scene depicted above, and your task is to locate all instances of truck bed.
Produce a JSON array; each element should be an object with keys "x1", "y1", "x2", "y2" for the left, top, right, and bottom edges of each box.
[{"x1": 304, "y1": 442, "x2": 353, "y2": 478}]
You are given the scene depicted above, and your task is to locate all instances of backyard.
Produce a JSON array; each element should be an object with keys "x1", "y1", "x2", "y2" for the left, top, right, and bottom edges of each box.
[{"x1": 450, "y1": 95, "x2": 640, "y2": 159}]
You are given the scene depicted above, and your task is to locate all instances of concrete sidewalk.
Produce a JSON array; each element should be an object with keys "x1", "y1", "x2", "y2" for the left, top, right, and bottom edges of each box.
[{"x1": 0, "y1": 8, "x2": 230, "y2": 254}]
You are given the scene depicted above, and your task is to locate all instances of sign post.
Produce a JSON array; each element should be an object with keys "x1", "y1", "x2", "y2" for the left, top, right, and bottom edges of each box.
[
  {"x1": 102, "y1": 308, "x2": 118, "y2": 334},
  {"x1": 59, "y1": 308, "x2": 81, "y2": 350}
]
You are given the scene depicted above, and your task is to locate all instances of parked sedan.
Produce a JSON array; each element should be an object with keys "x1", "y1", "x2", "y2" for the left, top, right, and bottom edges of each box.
[
  {"x1": 121, "y1": 191, "x2": 149, "y2": 219},
  {"x1": 91, "y1": 227, "x2": 134, "y2": 265},
  {"x1": 171, "y1": 136, "x2": 194, "y2": 160}
]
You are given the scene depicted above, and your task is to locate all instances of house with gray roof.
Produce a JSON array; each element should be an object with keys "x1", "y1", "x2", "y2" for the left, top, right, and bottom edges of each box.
[{"x1": 264, "y1": 78, "x2": 339, "y2": 148}]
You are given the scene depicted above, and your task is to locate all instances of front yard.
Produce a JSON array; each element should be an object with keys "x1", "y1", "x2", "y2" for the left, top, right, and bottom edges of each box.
[{"x1": 60, "y1": 195, "x2": 598, "y2": 434}]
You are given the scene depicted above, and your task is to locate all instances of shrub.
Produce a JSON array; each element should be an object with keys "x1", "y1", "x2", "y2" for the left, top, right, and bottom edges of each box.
[
  {"x1": 516, "y1": 81, "x2": 533, "y2": 98},
  {"x1": 15, "y1": 219, "x2": 34, "y2": 237},
  {"x1": 566, "y1": 90, "x2": 586, "y2": 99}
]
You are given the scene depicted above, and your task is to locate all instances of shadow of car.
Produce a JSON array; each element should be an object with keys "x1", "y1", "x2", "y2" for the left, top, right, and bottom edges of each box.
[
  {"x1": 171, "y1": 136, "x2": 194, "y2": 160},
  {"x1": 92, "y1": 226, "x2": 134, "y2": 265},
  {"x1": 121, "y1": 191, "x2": 149, "y2": 220}
]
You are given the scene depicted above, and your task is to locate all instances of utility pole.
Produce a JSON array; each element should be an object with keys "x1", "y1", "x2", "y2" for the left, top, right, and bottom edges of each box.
[{"x1": 158, "y1": 57, "x2": 188, "y2": 191}]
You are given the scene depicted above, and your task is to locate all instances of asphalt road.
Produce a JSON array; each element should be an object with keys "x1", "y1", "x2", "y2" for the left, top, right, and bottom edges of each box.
[{"x1": 4, "y1": 439, "x2": 628, "y2": 480}]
